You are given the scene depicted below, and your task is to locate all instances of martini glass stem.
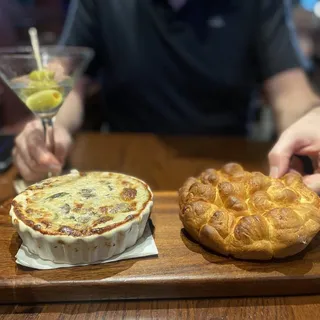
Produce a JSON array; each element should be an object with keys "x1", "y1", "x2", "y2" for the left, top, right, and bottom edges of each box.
[
  {"x1": 41, "y1": 117, "x2": 55, "y2": 177},
  {"x1": 42, "y1": 117, "x2": 55, "y2": 153}
]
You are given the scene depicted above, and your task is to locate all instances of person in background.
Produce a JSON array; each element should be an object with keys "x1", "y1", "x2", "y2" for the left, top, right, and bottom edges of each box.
[
  {"x1": 12, "y1": 0, "x2": 320, "y2": 191},
  {"x1": 293, "y1": 0, "x2": 315, "y2": 58},
  {"x1": 0, "y1": 0, "x2": 33, "y2": 132},
  {"x1": 0, "y1": 1, "x2": 24, "y2": 47}
]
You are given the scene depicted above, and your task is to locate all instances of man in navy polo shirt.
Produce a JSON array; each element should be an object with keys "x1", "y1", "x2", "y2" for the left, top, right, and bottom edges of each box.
[{"x1": 13, "y1": 0, "x2": 320, "y2": 188}]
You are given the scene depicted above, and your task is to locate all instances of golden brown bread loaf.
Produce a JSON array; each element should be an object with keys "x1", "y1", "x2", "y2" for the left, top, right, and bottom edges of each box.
[{"x1": 179, "y1": 163, "x2": 320, "y2": 260}]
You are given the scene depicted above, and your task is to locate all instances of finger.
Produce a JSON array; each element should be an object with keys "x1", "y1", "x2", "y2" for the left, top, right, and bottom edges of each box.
[
  {"x1": 12, "y1": 147, "x2": 17, "y2": 166},
  {"x1": 27, "y1": 129, "x2": 61, "y2": 169},
  {"x1": 303, "y1": 173, "x2": 320, "y2": 193},
  {"x1": 312, "y1": 153, "x2": 320, "y2": 173},
  {"x1": 15, "y1": 135, "x2": 53, "y2": 174},
  {"x1": 268, "y1": 132, "x2": 300, "y2": 178},
  {"x1": 289, "y1": 156, "x2": 304, "y2": 175},
  {"x1": 15, "y1": 121, "x2": 45, "y2": 162},
  {"x1": 14, "y1": 150, "x2": 46, "y2": 182},
  {"x1": 54, "y1": 129, "x2": 72, "y2": 164}
]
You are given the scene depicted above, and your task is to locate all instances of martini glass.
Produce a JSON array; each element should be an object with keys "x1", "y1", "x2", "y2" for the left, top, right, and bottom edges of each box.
[{"x1": 0, "y1": 46, "x2": 93, "y2": 174}]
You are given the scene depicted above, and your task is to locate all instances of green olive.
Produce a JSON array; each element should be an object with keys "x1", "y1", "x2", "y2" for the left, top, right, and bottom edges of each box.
[
  {"x1": 26, "y1": 89, "x2": 63, "y2": 112},
  {"x1": 22, "y1": 80, "x2": 64, "y2": 97},
  {"x1": 29, "y1": 69, "x2": 55, "y2": 81}
]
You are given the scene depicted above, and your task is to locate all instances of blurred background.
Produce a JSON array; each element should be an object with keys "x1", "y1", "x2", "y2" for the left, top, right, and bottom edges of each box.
[{"x1": 0, "y1": 0, "x2": 320, "y2": 140}]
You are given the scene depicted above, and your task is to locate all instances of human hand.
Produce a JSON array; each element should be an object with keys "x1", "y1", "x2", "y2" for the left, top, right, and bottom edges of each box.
[
  {"x1": 268, "y1": 107, "x2": 320, "y2": 192},
  {"x1": 13, "y1": 119, "x2": 72, "y2": 182}
]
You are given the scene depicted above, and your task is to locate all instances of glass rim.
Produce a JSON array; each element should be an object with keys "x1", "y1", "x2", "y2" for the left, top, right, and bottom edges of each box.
[{"x1": 0, "y1": 45, "x2": 94, "y2": 59}]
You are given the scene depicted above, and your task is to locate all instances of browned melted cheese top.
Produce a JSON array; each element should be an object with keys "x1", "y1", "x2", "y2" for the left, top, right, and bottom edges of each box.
[{"x1": 13, "y1": 172, "x2": 152, "y2": 236}]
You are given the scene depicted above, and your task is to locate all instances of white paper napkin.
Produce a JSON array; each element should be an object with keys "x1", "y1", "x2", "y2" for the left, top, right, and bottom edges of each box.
[
  {"x1": 13, "y1": 178, "x2": 31, "y2": 194},
  {"x1": 16, "y1": 223, "x2": 158, "y2": 270}
]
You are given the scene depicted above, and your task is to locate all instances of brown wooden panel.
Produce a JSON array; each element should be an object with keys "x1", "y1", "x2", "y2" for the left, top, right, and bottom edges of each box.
[
  {"x1": 0, "y1": 296, "x2": 320, "y2": 320},
  {"x1": 1, "y1": 191, "x2": 320, "y2": 304},
  {"x1": 69, "y1": 133, "x2": 272, "y2": 191},
  {"x1": 1, "y1": 134, "x2": 320, "y2": 318}
]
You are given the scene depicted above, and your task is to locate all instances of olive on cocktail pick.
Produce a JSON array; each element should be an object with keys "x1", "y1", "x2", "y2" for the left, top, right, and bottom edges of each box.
[
  {"x1": 25, "y1": 89, "x2": 63, "y2": 112},
  {"x1": 29, "y1": 69, "x2": 55, "y2": 81}
]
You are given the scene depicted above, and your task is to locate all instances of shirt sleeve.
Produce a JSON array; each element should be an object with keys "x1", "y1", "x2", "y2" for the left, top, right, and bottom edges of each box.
[
  {"x1": 58, "y1": 0, "x2": 101, "y2": 77},
  {"x1": 255, "y1": 0, "x2": 311, "y2": 82}
]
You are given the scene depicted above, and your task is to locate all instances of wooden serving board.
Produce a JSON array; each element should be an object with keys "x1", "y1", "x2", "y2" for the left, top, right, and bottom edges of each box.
[{"x1": 1, "y1": 191, "x2": 320, "y2": 304}]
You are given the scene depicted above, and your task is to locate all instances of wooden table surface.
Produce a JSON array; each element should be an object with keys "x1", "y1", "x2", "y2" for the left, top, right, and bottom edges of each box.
[{"x1": 1, "y1": 133, "x2": 320, "y2": 320}]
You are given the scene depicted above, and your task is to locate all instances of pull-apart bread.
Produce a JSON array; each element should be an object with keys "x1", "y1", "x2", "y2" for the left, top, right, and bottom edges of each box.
[
  {"x1": 179, "y1": 163, "x2": 320, "y2": 260},
  {"x1": 10, "y1": 171, "x2": 153, "y2": 264}
]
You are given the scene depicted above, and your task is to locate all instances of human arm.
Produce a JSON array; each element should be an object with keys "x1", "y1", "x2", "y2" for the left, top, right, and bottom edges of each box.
[
  {"x1": 55, "y1": 76, "x2": 90, "y2": 134},
  {"x1": 256, "y1": 0, "x2": 319, "y2": 133},
  {"x1": 13, "y1": 0, "x2": 101, "y2": 181},
  {"x1": 56, "y1": 0, "x2": 101, "y2": 133},
  {"x1": 264, "y1": 68, "x2": 320, "y2": 133},
  {"x1": 268, "y1": 106, "x2": 320, "y2": 192},
  {"x1": 257, "y1": 1, "x2": 320, "y2": 191}
]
